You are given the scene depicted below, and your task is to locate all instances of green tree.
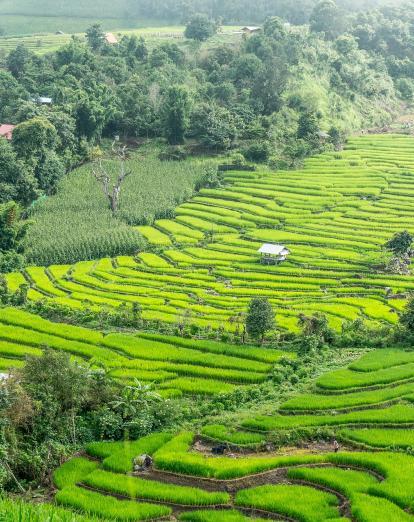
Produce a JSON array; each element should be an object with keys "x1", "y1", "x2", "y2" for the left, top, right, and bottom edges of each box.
[
  {"x1": 0, "y1": 201, "x2": 28, "y2": 272},
  {"x1": 162, "y1": 85, "x2": 192, "y2": 145},
  {"x1": 6, "y1": 44, "x2": 32, "y2": 78},
  {"x1": 12, "y1": 117, "x2": 59, "y2": 163},
  {"x1": 0, "y1": 138, "x2": 39, "y2": 205},
  {"x1": 185, "y1": 14, "x2": 218, "y2": 42},
  {"x1": 297, "y1": 111, "x2": 320, "y2": 141},
  {"x1": 385, "y1": 230, "x2": 413, "y2": 256},
  {"x1": 400, "y1": 297, "x2": 414, "y2": 334},
  {"x1": 246, "y1": 297, "x2": 275, "y2": 342},
  {"x1": 310, "y1": 0, "x2": 345, "y2": 40},
  {"x1": 298, "y1": 312, "x2": 335, "y2": 352},
  {"x1": 86, "y1": 24, "x2": 106, "y2": 51},
  {"x1": 190, "y1": 103, "x2": 239, "y2": 150},
  {"x1": 0, "y1": 201, "x2": 28, "y2": 254}
]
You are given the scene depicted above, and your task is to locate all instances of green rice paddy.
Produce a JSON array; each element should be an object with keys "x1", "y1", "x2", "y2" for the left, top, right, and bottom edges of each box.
[
  {"x1": 47, "y1": 344, "x2": 414, "y2": 521},
  {"x1": 0, "y1": 307, "x2": 290, "y2": 397},
  {"x1": 6, "y1": 135, "x2": 414, "y2": 333}
]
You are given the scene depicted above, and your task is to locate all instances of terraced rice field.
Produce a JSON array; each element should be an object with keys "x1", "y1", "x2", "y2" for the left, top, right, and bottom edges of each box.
[
  {"x1": 0, "y1": 26, "x2": 240, "y2": 55},
  {"x1": 0, "y1": 307, "x2": 291, "y2": 397},
  {"x1": 6, "y1": 134, "x2": 414, "y2": 332},
  {"x1": 52, "y1": 346, "x2": 414, "y2": 521}
]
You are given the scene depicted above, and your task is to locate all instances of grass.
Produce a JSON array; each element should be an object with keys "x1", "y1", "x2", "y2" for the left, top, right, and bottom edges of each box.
[
  {"x1": 328, "y1": 451, "x2": 414, "y2": 509},
  {"x1": 48, "y1": 343, "x2": 414, "y2": 521},
  {"x1": 280, "y1": 381, "x2": 414, "y2": 412},
  {"x1": 235, "y1": 484, "x2": 340, "y2": 522},
  {"x1": 180, "y1": 511, "x2": 269, "y2": 522},
  {"x1": 340, "y1": 428, "x2": 414, "y2": 449},
  {"x1": 316, "y1": 363, "x2": 414, "y2": 391},
  {"x1": 56, "y1": 485, "x2": 171, "y2": 520},
  {"x1": 0, "y1": 497, "x2": 101, "y2": 521},
  {"x1": 98, "y1": 433, "x2": 173, "y2": 473},
  {"x1": 153, "y1": 432, "x2": 323, "y2": 479},
  {"x1": 287, "y1": 467, "x2": 379, "y2": 498},
  {"x1": 349, "y1": 349, "x2": 414, "y2": 372},
  {"x1": 241, "y1": 405, "x2": 414, "y2": 432},
  {"x1": 53, "y1": 458, "x2": 99, "y2": 489},
  {"x1": 201, "y1": 425, "x2": 266, "y2": 446},
  {"x1": 351, "y1": 493, "x2": 414, "y2": 522},
  {"x1": 83, "y1": 469, "x2": 230, "y2": 505}
]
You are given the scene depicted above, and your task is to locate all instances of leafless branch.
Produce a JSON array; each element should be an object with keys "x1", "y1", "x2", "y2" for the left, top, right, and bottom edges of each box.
[{"x1": 91, "y1": 141, "x2": 132, "y2": 214}]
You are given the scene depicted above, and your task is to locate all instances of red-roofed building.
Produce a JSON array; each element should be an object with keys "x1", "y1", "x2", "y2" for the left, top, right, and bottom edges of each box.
[{"x1": 0, "y1": 124, "x2": 15, "y2": 141}]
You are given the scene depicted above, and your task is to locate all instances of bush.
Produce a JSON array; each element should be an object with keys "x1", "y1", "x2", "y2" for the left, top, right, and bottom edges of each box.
[
  {"x1": 242, "y1": 142, "x2": 271, "y2": 163},
  {"x1": 267, "y1": 155, "x2": 289, "y2": 170}
]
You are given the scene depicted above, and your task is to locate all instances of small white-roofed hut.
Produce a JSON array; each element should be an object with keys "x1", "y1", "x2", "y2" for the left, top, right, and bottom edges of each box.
[{"x1": 258, "y1": 243, "x2": 290, "y2": 264}]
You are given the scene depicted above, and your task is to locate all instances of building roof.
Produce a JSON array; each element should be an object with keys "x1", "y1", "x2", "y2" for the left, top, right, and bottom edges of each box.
[
  {"x1": 317, "y1": 130, "x2": 330, "y2": 139},
  {"x1": 31, "y1": 96, "x2": 53, "y2": 104},
  {"x1": 105, "y1": 32, "x2": 118, "y2": 44},
  {"x1": 0, "y1": 124, "x2": 15, "y2": 140},
  {"x1": 241, "y1": 26, "x2": 261, "y2": 32},
  {"x1": 258, "y1": 243, "x2": 290, "y2": 255}
]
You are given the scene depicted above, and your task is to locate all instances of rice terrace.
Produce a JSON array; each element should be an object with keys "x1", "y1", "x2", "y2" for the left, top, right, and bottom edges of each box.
[
  {"x1": 4, "y1": 0, "x2": 414, "y2": 521},
  {"x1": 5, "y1": 134, "x2": 414, "y2": 332}
]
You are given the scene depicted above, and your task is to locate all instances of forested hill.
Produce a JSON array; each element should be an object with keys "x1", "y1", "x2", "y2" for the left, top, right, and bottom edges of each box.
[{"x1": 0, "y1": 0, "x2": 403, "y2": 35}]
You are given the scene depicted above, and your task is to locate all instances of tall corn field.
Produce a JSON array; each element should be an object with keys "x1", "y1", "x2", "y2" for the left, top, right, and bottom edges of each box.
[{"x1": 24, "y1": 151, "x2": 209, "y2": 265}]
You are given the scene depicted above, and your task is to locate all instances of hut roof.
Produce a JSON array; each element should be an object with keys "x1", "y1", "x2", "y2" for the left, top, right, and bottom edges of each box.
[{"x1": 258, "y1": 243, "x2": 290, "y2": 255}]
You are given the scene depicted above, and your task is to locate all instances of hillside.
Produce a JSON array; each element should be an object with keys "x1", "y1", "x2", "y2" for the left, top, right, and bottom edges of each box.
[
  {"x1": 6, "y1": 134, "x2": 414, "y2": 333},
  {"x1": 3, "y1": 1, "x2": 414, "y2": 519},
  {"x1": 19, "y1": 346, "x2": 414, "y2": 521}
]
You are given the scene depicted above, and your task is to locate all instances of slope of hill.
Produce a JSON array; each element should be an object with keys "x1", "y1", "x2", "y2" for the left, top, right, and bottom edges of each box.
[
  {"x1": 6, "y1": 134, "x2": 414, "y2": 333},
  {"x1": 48, "y1": 346, "x2": 414, "y2": 521}
]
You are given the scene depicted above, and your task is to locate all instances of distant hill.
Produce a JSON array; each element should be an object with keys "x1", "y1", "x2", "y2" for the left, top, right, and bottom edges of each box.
[{"x1": 0, "y1": 0, "x2": 401, "y2": 36}]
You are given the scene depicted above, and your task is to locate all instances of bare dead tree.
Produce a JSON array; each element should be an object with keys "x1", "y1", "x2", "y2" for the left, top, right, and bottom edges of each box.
[{"x1": 92, "y1": 142, "x2": 132, "y2": 214}]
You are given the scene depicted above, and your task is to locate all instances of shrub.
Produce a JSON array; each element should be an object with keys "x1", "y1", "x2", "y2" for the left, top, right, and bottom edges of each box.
[{"x1": 242, "y1": 142, "x2": 271, "y2": 163}]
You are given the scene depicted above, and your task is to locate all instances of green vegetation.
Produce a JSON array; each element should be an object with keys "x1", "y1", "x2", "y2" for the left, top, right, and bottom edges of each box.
[
  {"x1": 180, "y1": 511, "x2": 269, "y2": 522},
  {"x1": 4, "y1": 2, "x2": 414, "y2": 519},
  {"x1": 201, "y1": 425, "x2": 266, "y2": 446},
  {"x1": 6, "y1": 135, "x2": 414, "y2": 332},
  {"x1": 340, "y1": 428, "x2": 414, "y2": 449},
  {"x1": 235, "y1": 484, "x2": 341, "y2": 521},
  {"x1": 0, "y1": 307, "x2": 286, "y2": 396},
  {"x1": 56, "y1": 485, "x2": 171, "y2": 520},
  {"x1": 25, "y1": 151, "x2": 209, "y2": 265},
  {"x1": 0, "y1": 497, "x2": 101, "y2": 521},
  {"x1": 83, "y1": 469, "x2": 230, "y2": 505}
]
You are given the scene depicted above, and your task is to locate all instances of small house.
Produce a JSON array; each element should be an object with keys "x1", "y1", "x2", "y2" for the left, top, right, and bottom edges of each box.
[
  {"x1": 241, "y1": 26, "x2": 262, "y2": 35},
  {"x1": 105, "y1": 32, "x2": 118, "y2": 45},
  {"x1": 258, "y1": 243, "x2": 290, "y2": 264},
  {"x1": 31, "y1": 96, "x2": 53, "y2": 105},
  {"x1": 317, "y1": 130, "x2": 330, "y2": 141},
  {"x1": 0, "y1": 124, "x2": 15, "y2": 140}
]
